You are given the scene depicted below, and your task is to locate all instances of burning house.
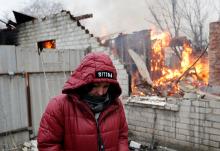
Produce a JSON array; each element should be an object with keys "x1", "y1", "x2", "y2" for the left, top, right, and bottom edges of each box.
[
  {"x1": 107, "y1": 30, "x2": 209, "y2": 97},
  {"x1": 96, "y1": 26, "x2": 220, "y2": 150},
  {"x1": 123, "y1": 27, "x2": 220, "y2": 150}
]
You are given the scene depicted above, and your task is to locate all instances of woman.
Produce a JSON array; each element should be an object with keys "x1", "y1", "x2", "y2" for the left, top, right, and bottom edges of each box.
[{"x1": 37, "y1": 52, "x2": 129, "y2": 151}]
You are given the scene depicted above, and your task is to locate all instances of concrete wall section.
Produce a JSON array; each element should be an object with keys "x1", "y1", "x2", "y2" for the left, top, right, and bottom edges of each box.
[{"x1": 125, "y1": 95, "x2": 220, "y2": 151}]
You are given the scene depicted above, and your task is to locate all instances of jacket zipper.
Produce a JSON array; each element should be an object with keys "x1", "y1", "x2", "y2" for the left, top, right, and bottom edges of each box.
[{"x1": 95, "y1": 114, "x2": 105, "y2": 151}]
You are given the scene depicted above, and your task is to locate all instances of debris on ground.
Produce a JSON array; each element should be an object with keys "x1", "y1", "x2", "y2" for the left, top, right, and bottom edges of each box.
[{"x1": 22, "y1": 140, "x2": 38, "y2": 151}]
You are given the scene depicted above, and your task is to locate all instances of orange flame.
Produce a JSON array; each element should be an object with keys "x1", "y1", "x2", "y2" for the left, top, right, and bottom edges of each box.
[
  {"x1": 131, "y1": 31, "x2": 209, "y2": 96},
  {"x1": 131, "y1": 70, "x2": 146, "y2": 96},
  {"x1": 43, "y1": 40, "x2": 55, "y2": 49}
]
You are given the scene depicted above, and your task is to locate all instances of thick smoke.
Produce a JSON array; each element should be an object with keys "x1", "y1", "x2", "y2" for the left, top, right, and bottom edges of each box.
[{"x1": 66, "y1": 0, "x2": 150, "y2": 37}]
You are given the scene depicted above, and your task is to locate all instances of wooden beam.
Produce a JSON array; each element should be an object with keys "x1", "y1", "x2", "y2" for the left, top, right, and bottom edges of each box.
[
  {"x1": 75, "y1": 14, "x2": 93, "y2": 20},
  {"x1": 128, "y1": 49, "x2": 153, "y2": 85}
]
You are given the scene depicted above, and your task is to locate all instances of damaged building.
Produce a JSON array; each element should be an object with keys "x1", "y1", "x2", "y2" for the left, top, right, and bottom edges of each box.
[
  {"x1": 100, "y1": 21, "x2": 219, "y2": 150},
  {"x1": 0, "y1": 9, "x2": 220, "y2": 151},
  {"x1": 124, "y1": 23, "x2": 220, "y2": 151}
]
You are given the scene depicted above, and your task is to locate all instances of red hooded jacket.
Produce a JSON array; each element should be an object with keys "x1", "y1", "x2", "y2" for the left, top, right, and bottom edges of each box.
[{"x1": 37, "y1": 52, "x2": 129, "y2": 151}]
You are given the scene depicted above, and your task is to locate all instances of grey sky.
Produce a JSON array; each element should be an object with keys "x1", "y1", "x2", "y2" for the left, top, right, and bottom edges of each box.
[{"x1": 0, "y1": 0, "x2": 220, "y2": 37}]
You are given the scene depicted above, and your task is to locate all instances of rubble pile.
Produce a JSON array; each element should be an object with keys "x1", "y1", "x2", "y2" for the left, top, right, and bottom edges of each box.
[{"x1": 22, "y1": 140, "x2": 37, "y2": 151}]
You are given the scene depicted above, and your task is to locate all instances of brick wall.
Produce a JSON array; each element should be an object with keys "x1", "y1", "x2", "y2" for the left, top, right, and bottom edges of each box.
[
  {"x1": 125, "y1": 94, "x2": 220, "y2": 151},
  {"x1": 209, "y1": 22, "x2": 220, "y2": 86},
  {"x1": 111, "y1": 57, "x2": 129, "y2": 96},
  {"x1": 16, "y1": 11, "x2": 128, "y2": 96}
]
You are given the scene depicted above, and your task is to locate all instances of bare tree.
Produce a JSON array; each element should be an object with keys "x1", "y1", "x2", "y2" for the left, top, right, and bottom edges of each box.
[
  {"x1": 20, "y1": 0, "x2": 65, "y2": 18},
  {"x1": 145, "y1": 0, "x2": 181, "y2": 38},
  {"x1": 180, "y1": 0, "x2": 209, "y2": 51},
  {"x1": 145, "y1": 0, "x2": 211, "y2": 51}
]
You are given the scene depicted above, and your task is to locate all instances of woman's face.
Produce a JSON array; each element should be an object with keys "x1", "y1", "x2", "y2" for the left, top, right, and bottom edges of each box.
[{"x1": 88, "y1": 82, "x2": 110, "y2": 97}]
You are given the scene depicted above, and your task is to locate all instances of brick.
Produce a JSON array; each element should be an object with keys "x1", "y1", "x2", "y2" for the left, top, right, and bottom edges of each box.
[
  {"x1": 194, "y1": 107, "x2": 212, "y2": 114},
  {"x1": 135, "y1": 126, "x2": 147, "y2": 132},
  {"x1": 193, "y1": 120, "x2": 212, "y2": 127},
  {"x1": 190, "y1": 130, "x2": 210, "y2": 139},
  {"x1": 203, "y1": 140, "x2": 219, "y2": 148},
  {"x1": 192, "y1": 100, "x2": 208, "y2": 107},
  {"x1": 210, "y1": 134, "x2": 220, "y2": 142},
  {"x1": 188, "y1": 125, "x2": 205, "y2": 132},
  {"x1": 205, "y1": 127, "x2": 220, "y2": 135},
  {"x1": 187, "y1": 136, "x2": 202, "y2": 144},
  {"x1": 213, "y1": 109, "x2": 220, "y2": 114},
  {"x1": 193, "y1": 144, "x2": 210, "y2": 151},
  {"x1": 207, "y1": 114, "x2": 220, "y2": 122},
  {"x1": 213, "y1": 122, "x2": 220, "y2": 129},
  {"x1": 207, "y1": 147, "x2": 220, "y2": 151},
  {"x1": 156, "y1": 125, "x2": 175, "y2": 132},
  {"x1": 190, "y1": 112, "x2": 205, "y2": 120},
  {"x1": 165, "y1": 103, "x2": 179, "y2": 111},
  {"x1": 115, "y1": 64, "x2": 125, "y2": 70},
  {"x1": 177, "y1": 128, "x2": 189, "y2": 135},
  {"x1": 180, "y1": 99, "x2": 192, "y2": 106},
  {"x1": 179, "y1": 118, "x2": 191, "y2": 124},
  {"x1": 127, "y1": 119, "x2": 139, "y2": 126},
  {"x1": 128, "y1": 125, "x2": 136, "y2": 131},
  {"x1": 157, "y1": 130, "x2": 176, "y2": 138},
  {"x1": 117, "y1": 73, "x2": 127, "y2": 79},
  {"x1": 176, "y1": 123, "x2": 188, "y2": 129},
  {"x1": 209, "y1": 100, "x2": 220, "y2": 108},
  {"x1": 173, "y1": 139, "x2": 194, "y2": 148},
  {"x1": 176, "y1": 134, "x2": 187, "y2": 141},
  {"x1": 178, "y1": 111, "x2": 190, "y2": 118},
  {"x1": 179, "y1": 106, "x2": 192, "y2": 112}
]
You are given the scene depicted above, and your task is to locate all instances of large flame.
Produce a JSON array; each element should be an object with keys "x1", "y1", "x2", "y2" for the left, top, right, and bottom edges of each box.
[{"x1": 131, "y1": 31, "x2": 209, "y2": 96}]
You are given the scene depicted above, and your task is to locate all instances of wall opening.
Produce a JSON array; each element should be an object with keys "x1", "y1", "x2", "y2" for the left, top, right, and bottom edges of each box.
[{"x1": 37, "y1": 39, "x2": 56, "y2": 54}]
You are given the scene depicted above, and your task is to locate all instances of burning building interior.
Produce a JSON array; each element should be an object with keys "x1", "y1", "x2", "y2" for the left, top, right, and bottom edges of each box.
[{"x1": 104, "y1": 30, "x2": 209, "y2": 98}]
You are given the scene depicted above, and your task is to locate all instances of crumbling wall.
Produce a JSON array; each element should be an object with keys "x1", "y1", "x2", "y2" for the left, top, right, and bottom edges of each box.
[
  {"x1": 209, "y1": 22, "x2": 220, "y2": 86},
  {"x1": 16, "y1": 10, "x2": 128, "y2": 96},
  {"x1": 125, "y1": 95, "x2": 220, "y2": 151}
]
